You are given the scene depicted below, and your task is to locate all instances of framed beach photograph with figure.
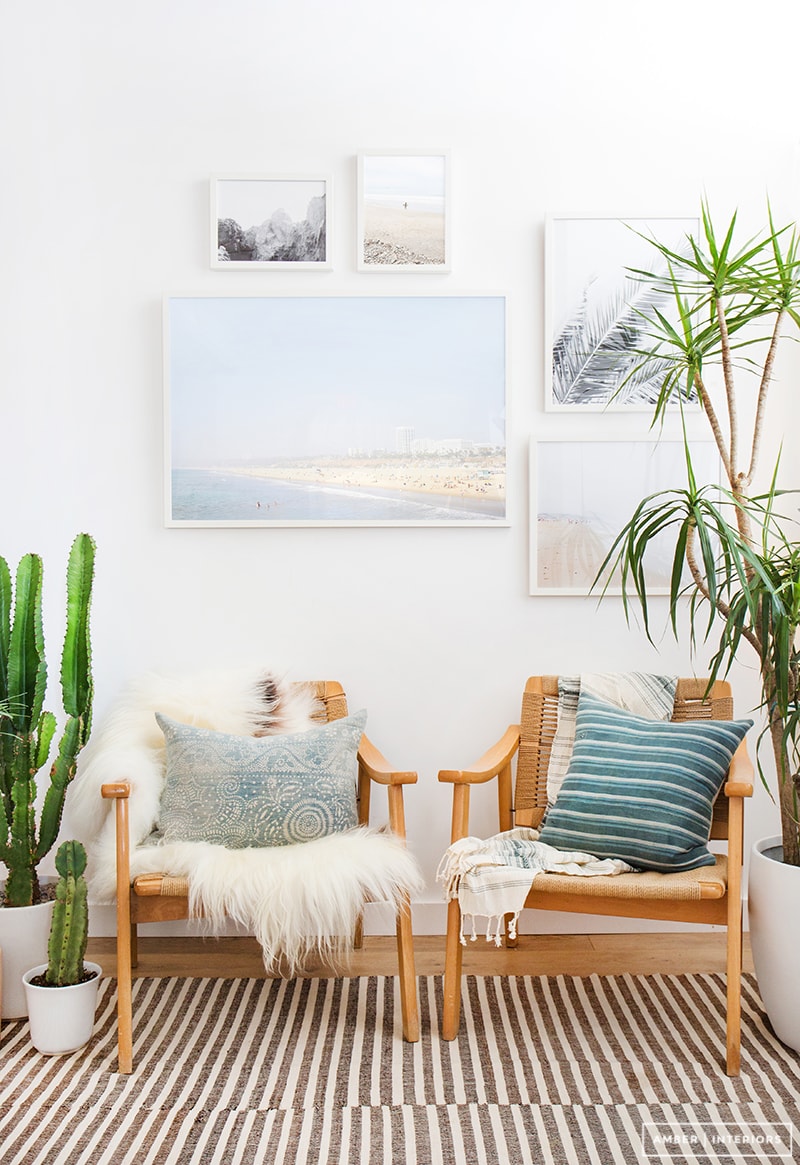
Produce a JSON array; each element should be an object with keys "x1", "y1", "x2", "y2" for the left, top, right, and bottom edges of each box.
[
  {"x1": 357, "y1": 152, "x2": 450, "y2": 271},
  {"x1": 544, "y1": 214, "x2": 700, "y2": 410},
  {"x1": 211, "y1": 175, "x2": 332, "y2": 269},
  {"x1": 164, "y1": 294, "x2": 506, "y2": 527},
  {"x1": 529, "y1": 434, "x2": 719, "y2": 595}
]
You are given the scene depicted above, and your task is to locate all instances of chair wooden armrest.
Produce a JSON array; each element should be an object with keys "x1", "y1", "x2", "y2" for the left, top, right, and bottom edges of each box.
[
  {"x1": 724, "y1": 739, "x2": 754, "y2": 798},
  {"x1": 438, "y1": 726, "x2": 521, "y2": 844},
  {"x1": 357, "y1": 734, "x2": 416, "y2": 844},
  {"x1": 357, "y1": 734, "x2": 417, "y2": 786},
  {"x1": 438, "y1": 725, "x2": 521, "y2": 785}
]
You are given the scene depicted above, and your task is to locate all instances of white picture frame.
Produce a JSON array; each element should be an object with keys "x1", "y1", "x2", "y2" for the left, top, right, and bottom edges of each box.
[
  {"x1": 529, "y1": 434, "x2": 720, "y2": 595},
  {"x1": 211, "y1": 174, "x2": 332, "y2": 269},
  {"x1": 544, "y1": 214, "x2": 700, "y2": 411},
  {"x1": 164, "y1": 293, "x2": 507, "y2": 528},
  {"x1": 357, "y1": 151, "x2": 451, "y2": 272}
]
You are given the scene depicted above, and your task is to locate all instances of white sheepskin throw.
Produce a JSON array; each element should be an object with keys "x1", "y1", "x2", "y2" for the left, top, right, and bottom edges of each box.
[{"x1": 70, "y1": 667, "x2": 422, "y2": 970}]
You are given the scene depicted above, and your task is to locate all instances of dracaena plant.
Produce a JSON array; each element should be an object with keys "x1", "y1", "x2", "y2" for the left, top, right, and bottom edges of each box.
[
  {"x1": 0, "y1": 533, "x2": 95, "y2": 906},
  {"x1": 599, "y1": 203, "x2": 800, "y2": 866}
]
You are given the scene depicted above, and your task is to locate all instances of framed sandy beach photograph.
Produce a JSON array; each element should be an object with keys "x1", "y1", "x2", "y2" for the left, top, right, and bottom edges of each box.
[
  {"x1": 529, "y1": 434, "x2": 719, "y2": 595},
  {"x1": 211, "y1": 175, "x2": 331, "y2": 268},
  {"x1": 545, "y1": 214, "x2": 700, "y2": 411},
  {"x1": 164, "y1": 294, "x2": 506, "y2": 527},
  {"x1": 357, "y1": 152, "x2": 450, "y2": 271}
]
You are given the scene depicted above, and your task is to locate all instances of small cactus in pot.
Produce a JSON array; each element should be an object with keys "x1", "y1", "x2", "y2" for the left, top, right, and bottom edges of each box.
[
  {"x1": 23, "y1": 838, "x2": 101, "y2": 1053},
  {"x1": 44, "y1": 839, "x2": 91, "y2": 986}
]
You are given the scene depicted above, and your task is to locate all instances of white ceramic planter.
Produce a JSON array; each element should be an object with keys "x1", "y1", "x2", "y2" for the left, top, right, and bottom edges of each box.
[
  {"x1": 748, "y1": 835, "x2": 800, "y2": 1054},
  {"x1": 0, "y1": 895, "x2": 56, "y2": 1019},
  {"x1": 22, "y1": 961, "x2": 102, "y2": 1054}
]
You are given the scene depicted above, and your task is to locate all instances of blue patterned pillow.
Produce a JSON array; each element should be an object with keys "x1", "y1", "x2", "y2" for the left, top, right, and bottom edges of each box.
[
  {"x1": 538, "y1": 691, "x2": 752, "y2": 872},
  {"x1": 156, "y1": 710, "x2": 366, "y2": 848}
]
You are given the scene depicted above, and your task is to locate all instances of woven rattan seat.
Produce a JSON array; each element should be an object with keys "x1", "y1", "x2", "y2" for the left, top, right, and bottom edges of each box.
[
  {"x1": 533, "y1": 855, "x2": 727, "y2": 901},
  {"x1": 439, "y1": 676, "x2": 753, "y2": 1076}
]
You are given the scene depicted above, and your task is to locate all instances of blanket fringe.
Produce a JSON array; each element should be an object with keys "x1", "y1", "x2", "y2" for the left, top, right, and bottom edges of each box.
[{"x1": 439, "y1": 828, "x2": 633, "y2": 947}]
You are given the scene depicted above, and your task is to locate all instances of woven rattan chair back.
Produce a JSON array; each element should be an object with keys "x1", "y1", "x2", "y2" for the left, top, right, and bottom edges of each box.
[{"x1": 514, "y1": 676, "x2": 734, "y2": 838}]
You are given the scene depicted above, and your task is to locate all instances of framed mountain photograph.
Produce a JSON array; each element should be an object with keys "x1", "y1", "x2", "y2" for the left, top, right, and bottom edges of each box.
[{"x1": 211, "y1": 175, "x2": 331, "y2": 269}]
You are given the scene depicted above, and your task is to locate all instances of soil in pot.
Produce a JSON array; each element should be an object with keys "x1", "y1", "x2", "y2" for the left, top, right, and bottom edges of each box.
[{"x1": 27, "y1": 967, "x2": 99, "y2": 988}]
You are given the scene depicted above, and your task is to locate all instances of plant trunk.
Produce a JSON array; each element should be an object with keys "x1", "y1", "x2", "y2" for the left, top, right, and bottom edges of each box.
[{"x1": 768, "y1": 711, "x2": 800, "y2": 866}]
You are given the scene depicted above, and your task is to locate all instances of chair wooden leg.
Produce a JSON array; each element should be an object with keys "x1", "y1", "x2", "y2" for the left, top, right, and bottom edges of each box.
[
  {"x1": 725, "y1": 790, "x2": 745, "y2": 1076},
  {"x1": 115, "y1": 799, "x2": 133, "y2": 1074},
  {"x1": 112, "y1": 883, "x2": 134, "y2": 1076},
  {"x1": 726, "y1": 905, "x2": 743, "y2": 1076},
  {"x1": 117, "y1": 922, "x2": 133, "y2": 1075},
  {"x1": 395, "y1": 894, "x2": 419, "y2": 1042},
  {"x1": 442, "y1": 897, "x2": 464, "y2": 1039},
  {"x1": 130, "y1": 923, "x2": 139, "y2": 968}
]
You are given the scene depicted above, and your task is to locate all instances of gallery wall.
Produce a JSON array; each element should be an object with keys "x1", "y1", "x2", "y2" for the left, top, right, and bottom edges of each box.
[{"x1": 2, "y1": 0, "x2": 799, "y2": 934}]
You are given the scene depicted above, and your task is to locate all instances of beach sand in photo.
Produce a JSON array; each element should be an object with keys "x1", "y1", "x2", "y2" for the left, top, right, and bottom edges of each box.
[
  {"x1": 537, "y1": 516, "x2": 671, "y2": 590},
  {"x1": 537, "y1": 517, "x2": 611, "y2": 589},
  {"x1": 227, "y1": 459, "x2": 504, "y2": 503},
  {"x1": 363, "y1": 202, "x2": 445, "y2": 264}
]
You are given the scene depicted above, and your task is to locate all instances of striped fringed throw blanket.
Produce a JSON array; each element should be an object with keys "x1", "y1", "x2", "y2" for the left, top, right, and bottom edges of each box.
[
  {"x1": 437, "y1": 828, "x2": 632, "y2": 945},
  {"x1": 546, "y1": 672, "x2": 678, "y2": 804}
]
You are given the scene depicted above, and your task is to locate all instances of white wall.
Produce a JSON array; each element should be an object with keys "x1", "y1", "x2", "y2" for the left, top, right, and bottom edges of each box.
[{"x1": 2, "y1": 1, "x2": 798, "y2": 935}]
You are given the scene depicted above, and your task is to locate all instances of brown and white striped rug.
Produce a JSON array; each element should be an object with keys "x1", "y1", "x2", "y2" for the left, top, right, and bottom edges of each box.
[{"x1": 1, "y1": 973, "x2": 798, "y2": 1164}]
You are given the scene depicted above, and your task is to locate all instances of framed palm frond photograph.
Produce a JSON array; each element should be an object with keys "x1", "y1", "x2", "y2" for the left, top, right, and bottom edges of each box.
[{"x1": 544, "y1": 214, "x2": 700, "y2": 411}]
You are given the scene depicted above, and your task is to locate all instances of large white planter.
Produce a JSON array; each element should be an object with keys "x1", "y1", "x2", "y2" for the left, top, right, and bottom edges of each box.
[
  {"x1": 748, "y1": 834, "x2": 800, "y2": 1054},
  {"x1": 22, "y1": 962, "x2": 102, "y2": 1054},
  {"x1": 0, "y1": 895, "x2": 56, "y2": 1019}
]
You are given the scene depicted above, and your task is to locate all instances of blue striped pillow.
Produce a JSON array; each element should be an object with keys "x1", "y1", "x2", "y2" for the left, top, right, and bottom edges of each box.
[{"x1": 538, "y1": 691, "x2": 752, "y2": 872}]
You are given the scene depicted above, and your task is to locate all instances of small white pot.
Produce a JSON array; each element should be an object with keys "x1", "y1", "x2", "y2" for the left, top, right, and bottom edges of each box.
[
  {"x1": 22, "y1": 961, "x2": 102, "y2": 1055},
  {"x1": 748, "y1": 835, "x2": 800, "y2": 1054},
  {"x1": 0, "y1": 894, "x2": 56, "y2": 1019}
]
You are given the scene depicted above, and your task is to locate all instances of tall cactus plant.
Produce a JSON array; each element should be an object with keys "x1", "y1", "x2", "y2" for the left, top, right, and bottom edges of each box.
[
  {"x1": 45, "y1": 839, "x2": 89, "y2": 986},
  {"x1": 0, "y1": 533, "x2": 95, "y2": 908}
]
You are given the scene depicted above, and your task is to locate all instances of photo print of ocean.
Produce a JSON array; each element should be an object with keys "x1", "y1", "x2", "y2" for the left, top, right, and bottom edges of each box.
[{"x1": 165, "y1": 295, "x2": 506, "y2": 526}]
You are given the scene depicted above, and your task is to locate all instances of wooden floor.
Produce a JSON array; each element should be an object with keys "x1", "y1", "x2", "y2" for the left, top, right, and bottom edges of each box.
[{"x1": 87, "y1": 931, "x2": 754, "y2": 979}]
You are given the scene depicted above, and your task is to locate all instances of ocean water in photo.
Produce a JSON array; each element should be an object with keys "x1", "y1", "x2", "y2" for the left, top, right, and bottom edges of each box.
[{"x1": 171, "y1": 469, "x2": 505, "y2": 523}]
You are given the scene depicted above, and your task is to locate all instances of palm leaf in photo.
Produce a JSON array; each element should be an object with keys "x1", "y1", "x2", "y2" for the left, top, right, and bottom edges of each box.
[{"x1": 552, "y1": 278, "x2": 684, "y2": 406}]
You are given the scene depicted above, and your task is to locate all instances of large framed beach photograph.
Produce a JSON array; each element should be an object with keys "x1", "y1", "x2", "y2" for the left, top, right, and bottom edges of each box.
[
  {"x1": 357, "y1": 152, "x2": 450, "y2": 271},
  {"x1": 164, "y1": 295, "x2": 506, "y2": 527},
  {"x1": 211, "y1": 175, "x2": 331, "y2": 268},
  {"x1": 545, "y1": 214, "x2": 700, "y2": 411},
  {"x1": 529, "y1": 435, "x2": 719, "y2": 595}
]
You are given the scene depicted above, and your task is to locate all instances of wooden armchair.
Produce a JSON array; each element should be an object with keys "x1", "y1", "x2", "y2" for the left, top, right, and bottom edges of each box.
[
  {"x1": 439, "y1": 676, "x2": 753, "y2": 1076},
  {"x1": 99, "y1": 680, "x2": 419, "y2": 1073}
]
